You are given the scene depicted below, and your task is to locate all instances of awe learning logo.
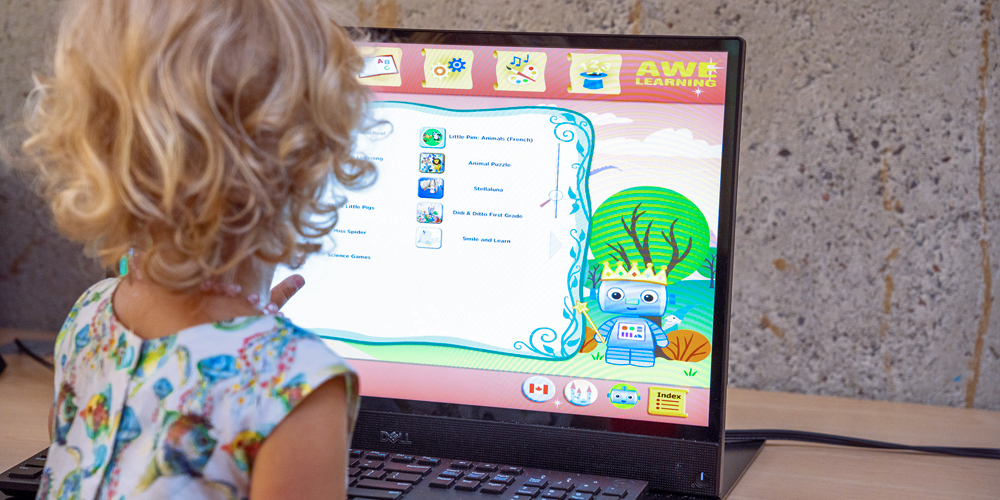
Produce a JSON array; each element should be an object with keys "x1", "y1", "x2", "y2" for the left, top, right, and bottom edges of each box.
[{"x1": 634, "y1": 58, "x2": 722, "y2": 92}]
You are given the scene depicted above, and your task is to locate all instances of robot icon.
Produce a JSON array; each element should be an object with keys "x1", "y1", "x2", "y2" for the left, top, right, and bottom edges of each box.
[{"x1": 607, "y1": 383, "x2": 641, "y2": 409}]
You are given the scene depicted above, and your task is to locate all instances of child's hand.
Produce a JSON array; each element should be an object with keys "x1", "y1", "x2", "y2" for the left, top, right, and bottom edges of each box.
[
  {"x1": 264, "y1": 275, "x2": 306, "y2": 311},
  {"x1": 248, "y1": 275, "x2": 306, "y2": 314}
]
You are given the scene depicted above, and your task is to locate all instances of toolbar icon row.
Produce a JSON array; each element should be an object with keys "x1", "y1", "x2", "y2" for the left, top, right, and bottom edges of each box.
[
  {"x1": 358, "y1": 47, "x2": 624, "y2": 95},
  {"x1": 521, "y1": 376, "x2": 688, "y2": 417}
]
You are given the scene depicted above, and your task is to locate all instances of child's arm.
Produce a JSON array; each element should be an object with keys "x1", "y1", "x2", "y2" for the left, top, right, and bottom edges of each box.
[{"x1": 249, "y1": 376, "x2": 349, "y2": 499}]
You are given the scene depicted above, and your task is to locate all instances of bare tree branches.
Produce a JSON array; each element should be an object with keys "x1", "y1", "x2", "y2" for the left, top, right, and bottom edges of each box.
[
  {"x1": 604, "y1": 241, "x2": 632, "y2": 269},
  {"x1": 701, "y1": 253, "x2": 716, "y2": 288},
  {"x1": 586, "y1": 264, "x2": 602, "y2": 289},
  {"x1": 660, "y1": 218, "x2": 693, "y2": 280},
  {"x1": 619, "y1": 204, "x2": 654, "y2": 267}
]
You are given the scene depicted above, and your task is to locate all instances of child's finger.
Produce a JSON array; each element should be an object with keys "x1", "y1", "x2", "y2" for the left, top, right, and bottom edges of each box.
[{"x1": 269, "y1": 274, "x2": 305, "y2": 309}]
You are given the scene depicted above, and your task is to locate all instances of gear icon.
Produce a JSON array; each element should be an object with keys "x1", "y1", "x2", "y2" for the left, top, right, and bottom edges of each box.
[
  {"x1": 447, "y1": 57, "x2": 467, "y2": 73},
  {"x1": 432, "y1": 63, "x2": 449, "y2": 79}
]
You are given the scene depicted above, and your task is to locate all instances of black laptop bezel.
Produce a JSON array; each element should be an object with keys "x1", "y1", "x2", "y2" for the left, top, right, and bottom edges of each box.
[{"x1": 348, "y1": 28, "x2": 745, "y2": 497}]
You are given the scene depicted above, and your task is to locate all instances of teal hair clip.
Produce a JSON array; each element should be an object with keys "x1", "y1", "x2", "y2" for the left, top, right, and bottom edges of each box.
[{"x1": 119, "y1": 249, "x2": 133, "y2": 276}]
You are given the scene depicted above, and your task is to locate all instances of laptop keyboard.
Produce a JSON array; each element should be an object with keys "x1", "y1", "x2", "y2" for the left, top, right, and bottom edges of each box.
[
  {"x1": 346, "y1": 449, "x2": 646, "y2": 499},
  {"x1": 1, "y1": 448, "x2": 647, "y2": 499},
  {"x1": 0, "y1": 449, "x2": 47, "y2": 499}
]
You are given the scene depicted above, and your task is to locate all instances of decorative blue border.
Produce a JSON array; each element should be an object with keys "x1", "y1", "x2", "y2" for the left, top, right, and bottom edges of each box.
[
  {"x1": 321, "y1": 102, "x2": 594, "y2": 360},
  {"x1": 512, "y1": 111, "x2": 594, "y2": 358}
]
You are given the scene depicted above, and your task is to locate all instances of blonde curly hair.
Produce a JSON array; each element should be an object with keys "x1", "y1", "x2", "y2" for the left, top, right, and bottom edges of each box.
[{"x1": 22, "y1": 0, "x2": 375, "y2": 291}]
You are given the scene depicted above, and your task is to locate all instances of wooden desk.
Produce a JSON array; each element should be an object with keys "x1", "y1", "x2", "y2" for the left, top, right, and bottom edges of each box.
[{"x1": 2, "y1": 332, "x2": 998, "y2": 500}]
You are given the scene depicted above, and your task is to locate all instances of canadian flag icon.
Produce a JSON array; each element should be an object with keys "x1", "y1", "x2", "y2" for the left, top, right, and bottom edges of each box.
[{"x1": 522, "y1": 376, "x2": 555, "y2": 403}]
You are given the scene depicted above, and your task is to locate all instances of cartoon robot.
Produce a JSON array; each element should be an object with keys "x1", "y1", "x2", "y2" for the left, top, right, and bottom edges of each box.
[
  {"x1": 594, "y1": 262, "x2": 669, "y2": 367},
  {"x1": 607, "y1": 384, "x2": 641, "y2": 407}
]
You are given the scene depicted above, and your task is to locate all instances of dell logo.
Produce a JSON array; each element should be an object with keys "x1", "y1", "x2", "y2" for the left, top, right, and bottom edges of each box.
[{"x1": 380, "y1": 431, "x2": 412, "y2": 445}]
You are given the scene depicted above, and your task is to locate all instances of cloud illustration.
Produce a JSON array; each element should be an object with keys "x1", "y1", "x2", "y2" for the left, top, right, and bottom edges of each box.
[
  {"x1": 596, "y1": 128, "x2": 721, "y2": 158},
  {"x1": 584, "y1": 112, "x2": 634, "y2": 126}
]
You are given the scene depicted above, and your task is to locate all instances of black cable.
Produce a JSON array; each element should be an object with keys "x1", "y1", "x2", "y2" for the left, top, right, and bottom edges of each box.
[
  {"x1": 14, "y1": 338, "x2": 55, "y2": 371},
  {"x1": 726, "y1": 429, "x2": 1000, "y2": 460}
]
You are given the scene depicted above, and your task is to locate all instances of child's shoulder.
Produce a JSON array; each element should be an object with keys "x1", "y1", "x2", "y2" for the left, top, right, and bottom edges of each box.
[
  {"x1": 175, "y1": 315, "x2": 357, "y2": 441},
  {"x1": 179, "y1": 315, "x2": 352, "y2": 401},
  {"x1": 54, "y1": 277, "x2": 121, "y2": 358},
  {"x1": 59, "y1": 277, "x2": 119, "y2": 327}
]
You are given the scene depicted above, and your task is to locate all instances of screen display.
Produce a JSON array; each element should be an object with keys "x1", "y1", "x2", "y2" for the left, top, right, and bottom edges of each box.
[{"x1": 275, "y1": 38, "x2": 731, "y2": 429}]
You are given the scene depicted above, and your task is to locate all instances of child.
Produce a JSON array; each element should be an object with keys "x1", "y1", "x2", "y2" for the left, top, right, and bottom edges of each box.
[{"x1": 20, "y1": 0, "x2": 375, "y2": 498}]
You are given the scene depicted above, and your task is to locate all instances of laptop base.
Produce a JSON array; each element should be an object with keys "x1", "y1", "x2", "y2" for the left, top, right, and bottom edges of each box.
[{"x1": 644, "y1": 439, "x2": 764, "y2": 500}]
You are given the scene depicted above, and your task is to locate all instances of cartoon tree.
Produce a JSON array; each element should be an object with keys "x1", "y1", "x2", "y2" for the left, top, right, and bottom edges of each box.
[
  {"x1": 701, "y1": 248, "x2": 717, "y2": 289},
  {"x1": 605, "y1": 205, "x2": 654, "y2": 269},
  {"x1": 584, "y1": 260, "x2": 602, "y2": 299},
  {"x1": 589, "y1": 187, "x2": 711, "y2": 287}
]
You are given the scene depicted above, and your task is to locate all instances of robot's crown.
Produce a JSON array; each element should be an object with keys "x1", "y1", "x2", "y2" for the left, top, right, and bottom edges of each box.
[{"x1": 601, "y1": 262, "x2": 667, "y2": 286}]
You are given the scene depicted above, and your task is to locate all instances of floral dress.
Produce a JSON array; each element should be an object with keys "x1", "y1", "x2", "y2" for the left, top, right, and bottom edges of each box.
[{"x1": 38, "y1": 278, "x2": 358, "y2": 500}]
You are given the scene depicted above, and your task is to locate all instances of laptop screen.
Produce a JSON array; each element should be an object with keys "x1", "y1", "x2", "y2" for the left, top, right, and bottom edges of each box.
[{"x1": 275, "y1": 31, "x2": 741, "y2": 440}]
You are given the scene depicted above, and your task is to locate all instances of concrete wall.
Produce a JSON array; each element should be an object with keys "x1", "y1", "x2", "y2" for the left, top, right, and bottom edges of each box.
[{"x1": 1, "y1": 0, "x2": 997, "y2": 410}]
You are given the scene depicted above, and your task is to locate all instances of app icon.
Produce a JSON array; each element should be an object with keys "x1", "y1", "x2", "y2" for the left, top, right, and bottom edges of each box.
[
  {"x1": 420, "y1": 152, "x2": 445, "y2": 173},
  {"x1": 416, "y1": 202, "x2": 443, "y2": 224},
  {"x1": 420, "y1": 127, "x2": 446, "y2": 149},
  {"x1": 417, "y1": 177, "x2": 444, "y2": 199},
  {"x1": 357, "y1": 46, "x2": 403, "y2": 87},
  {"x1": 568, "y1": 53, "x2": 623, "y2": 95},
  {"x1": 415, "y1": 227, "x2": 442, "y2": 249},
  {"x1": 563, "y1": 380, "x2": 598, "y2": 407},
  {"x1": 493, "y1": 51, "x2": 547, "y2": 92},
  {"x1": 421, "y1": 48, "x2": 474, "y2": 89},
  {"x1": 607, "y1": 383, "x2": 641, "y2": 409},
  {"x1": 648, "y1": 387, "x2": 688, "y2": 418},
  {"x1": 522, "y1": 376, "x2": 555, "y2": 403}
]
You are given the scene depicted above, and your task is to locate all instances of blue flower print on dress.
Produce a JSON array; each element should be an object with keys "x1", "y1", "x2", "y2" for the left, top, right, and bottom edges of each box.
[
  {"x1": 110, "y1": 333, "x2": 134, "y2": 370},
  {"x1": 153, "y1": 378, "x2": 173, "y2": 400},
  {"x1": 74, "y1": 325, "x2": 90, "y2": 353},
  {"x1": 137, "y1": 413, "x2": 216, "y2": 493},
  {"x1": 87, "y1": 445, "x2": 107, "y2": 477},
  {"x1": 197, "y1": 355, "x2": 239, "y2": 384},
  {"x1": 117, "y1": 407, "x2": 142, "y2": 445}
]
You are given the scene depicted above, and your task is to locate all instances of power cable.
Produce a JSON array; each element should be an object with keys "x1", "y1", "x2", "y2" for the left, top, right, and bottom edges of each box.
[
  {"x1": 726, "y1": 429, "x2": 1000, "y2": 460},
  {"x1": 13, "y1": 339, "x2": 55, "y2": 371}
]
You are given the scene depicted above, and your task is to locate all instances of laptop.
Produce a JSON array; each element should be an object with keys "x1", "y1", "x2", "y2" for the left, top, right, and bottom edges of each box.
[
  {"x1": 0, "y1": 29, "x2": 749, "y2": 500},
  {"x1": 273, "y1": 28, "x2": 749, "y2": 499}
]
